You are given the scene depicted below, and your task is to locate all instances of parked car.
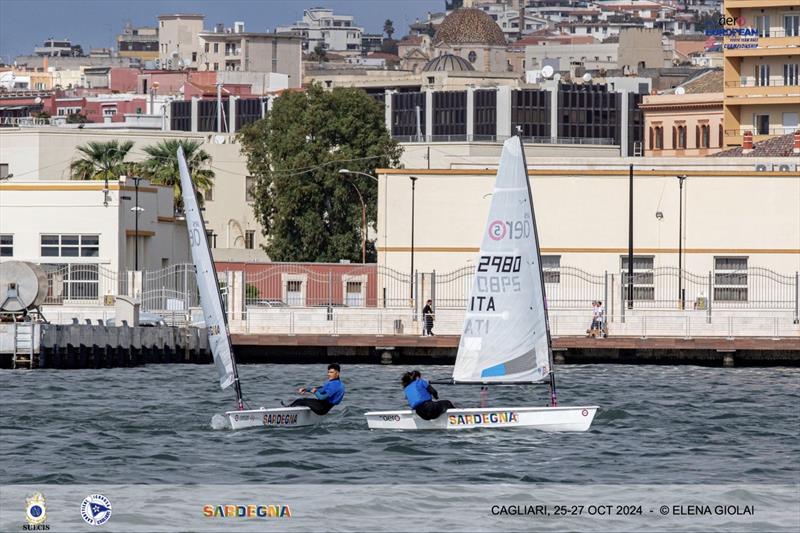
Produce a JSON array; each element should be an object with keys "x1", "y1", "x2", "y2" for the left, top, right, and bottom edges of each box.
[{"x1": 105, "y1": 312, "x2": 167, "y2": 327}]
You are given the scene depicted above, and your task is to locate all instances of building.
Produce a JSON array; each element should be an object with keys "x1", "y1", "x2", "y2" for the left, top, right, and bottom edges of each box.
[
  {"x1": 117, "y1": 23, "x2": 159, "y2": 62},
  {"x1": 640, "y1": 69, "x2": 724, "y2": 157},
  {"x1": 432, "y1": 7, "x2": 510, "y2": 73},
  {"x1": 722, "y1": 1, "x2": 800, "y2": 147},
  {"x1": 34, "y1": 38, "x2": 83, "y2": 57},
  {"x1": 196, "y1": 28, "x2": 302, "y2": 85},
  {"x1": 157, "y1": 13, "x2": 205, "y2": 69},
  {"x1": 0, "y1": 178, "x2": 189, "y2": 275},
  {"x1": 0, "y1": 128, "x2": 265, "y2": 262},
  {"x1": 276, "y1": 8, "x2": 363, "y2": 53},
  {"x1": 374, "y1": 161, "x2": 800, "y2": 312}
]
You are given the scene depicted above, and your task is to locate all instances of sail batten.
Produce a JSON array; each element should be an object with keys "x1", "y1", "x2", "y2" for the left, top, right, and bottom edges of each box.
[
  {"x1": 452, "y1": 137, "x2": 551, "y2": 383},
  {"x1": 177, "y1": 148, "x2": 237, "y2": 390}
]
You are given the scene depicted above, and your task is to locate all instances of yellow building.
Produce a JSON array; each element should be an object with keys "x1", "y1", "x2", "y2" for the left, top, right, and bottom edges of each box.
[{"x1": 722, "y1": 0, "x2": 800, "y2": 147}]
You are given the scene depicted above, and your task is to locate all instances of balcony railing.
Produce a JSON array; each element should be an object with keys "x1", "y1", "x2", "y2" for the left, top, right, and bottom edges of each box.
[
  {"x1": 393, "y1": 134, "x2": 616, "y2": 145},
  {"x1": 724, "y1": 127, "x2": 799, "y2": 137},
  {"x1": 726, "y1": 78, "x2": 800, "y2": 88}
]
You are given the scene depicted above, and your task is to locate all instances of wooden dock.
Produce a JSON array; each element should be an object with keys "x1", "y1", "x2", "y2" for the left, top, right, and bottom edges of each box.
[{"x1": 231, "y1": 334, "x2": 799, "y2": 366}]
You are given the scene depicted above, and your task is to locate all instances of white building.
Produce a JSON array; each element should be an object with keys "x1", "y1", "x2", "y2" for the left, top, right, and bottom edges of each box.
[{"x1": 276, "y1": 8, "x2": 363, "y2": 53}]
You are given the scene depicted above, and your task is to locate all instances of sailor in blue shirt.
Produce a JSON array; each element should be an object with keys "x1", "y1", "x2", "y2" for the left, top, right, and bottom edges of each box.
[
  {"x1": 402, "y1": 370, "x2": 454, "y2": 420},
  {"x1": 290, "y1": 364, "x2": 345, "y2": 415}
]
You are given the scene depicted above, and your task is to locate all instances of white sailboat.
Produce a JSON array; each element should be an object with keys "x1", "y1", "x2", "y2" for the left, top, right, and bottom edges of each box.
[
  {"x1": 177, "y1": 148, "x2": 323, "y2": 430},
  {"x1": 365, "y1": 137, "x2": 598, "y2": 431}
]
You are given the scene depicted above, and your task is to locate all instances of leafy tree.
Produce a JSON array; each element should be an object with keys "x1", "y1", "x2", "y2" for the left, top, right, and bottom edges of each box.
[
  {"x1": 383, "y1": 19, "x2": 395, "y2": 39},
  {"x1": 65, "y1": 112, "x2": 90, "y2": 124},
  {"x1": 238, "y1": 85, "x2": 402, "y2": 263},
  {"x1": 138, "y1": 139, "x2": 214, "y2": 212},
  {"x1": 311, "y1": 44, "x2": 328, "y2": 65},
  {"x1": 70, "y1": 140, "x2": 134, "y2": 181}
]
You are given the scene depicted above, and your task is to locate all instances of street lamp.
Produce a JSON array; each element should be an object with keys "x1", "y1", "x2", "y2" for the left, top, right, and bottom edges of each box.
[
  {"x1": 338, "y1": 169, "x2": 379, "y2": 264},
  {"x1": 129, "y1": 176, "x2": 145, "y2": 271},
  {"x1": 677, "y1": 174, "x2": 687, "y2": 310},
  {"x1": 410, "y1": 176, "x2": 418, "y2": 306}
]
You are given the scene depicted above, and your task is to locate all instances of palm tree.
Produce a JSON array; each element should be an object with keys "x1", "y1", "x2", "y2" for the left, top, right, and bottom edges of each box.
[
  {"x1": 138, "y1": 139, "x2": 214, "y2": 212},
  {"x1": 383, "y1": 19, "x2": 395, "y2": 39},
  {"x1": 70, "y1": 140, "x2": 135, "y2": 181}
]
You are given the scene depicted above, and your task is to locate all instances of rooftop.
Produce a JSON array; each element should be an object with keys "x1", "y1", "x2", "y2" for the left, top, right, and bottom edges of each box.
[
  {"x1": 434, "y1": 8, "x2": 507, "y2": 47},
  {"x1": 712, "y1": 133, "x2": 800, "y2": 158}
]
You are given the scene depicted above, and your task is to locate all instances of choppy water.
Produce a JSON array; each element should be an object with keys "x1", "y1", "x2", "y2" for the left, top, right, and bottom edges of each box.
[{"x1": 1, "y1": 364, "x2": 799, "y2": 531}]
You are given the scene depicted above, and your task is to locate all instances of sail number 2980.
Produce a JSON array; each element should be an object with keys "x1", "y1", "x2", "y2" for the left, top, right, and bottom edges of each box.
[{"x1": 477, "y1": 255, "x2": 521, "y2": 273}]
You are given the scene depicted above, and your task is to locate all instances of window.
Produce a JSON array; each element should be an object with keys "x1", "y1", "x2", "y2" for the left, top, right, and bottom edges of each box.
[
  {"x1": 213, "y1": 43, "x2": 219, "y2": 53},
  {"x1": 673, "y1": 125, "x2": 686, "y2": 149},
  {"x1": 41, "y1": 234, "x2": 99, "y2": 257},
  {"x1": 542, "y1": 255, "x2": 561, "y2": 284},
  {"x1": 718, "y1": 124, "x2": 723, "y2": 147},
  {"x1": 754, "y1": 114, "x2": 770, "y2": 135},
  {"x1": 468, "y1": 51, "x2": 477, "y2": 63},
  {"x1": 103, "y1": 108, "x2": 117, "y2": 116},
  {"x1": 620, "y1": 255, "x2": 654, "y2": 301},
  {"x1": 0, "y1": 163, "x2": 8, "y2": 179},
  {"x1": 0, "y1": 235, "x2": 12, "y2": 256},
  {"x1": 286, "y1": 280, "x2": 303, "y2": 306},
  {"x1": 655, "y1": 126, "x2": 663, "y2": 149},
  {"x1": 205, "y1": 42, "x2": 209, "y2": 53},
  {"x1": 755, "y1": 64, "x2": 770, "y2": 87},
  {"x1": 192, "y1": 52, "x2": 197, "y2": 62},
  {"x1": 345, "y1": 281, "x2": 364, "y2": 307},
  {"x1": 714, "y1": 257, "x2": 748, "y2": 302},
  {"x1": 245, "y1": 176, "x2": 256, "y2": 203},
  {"x1": 754, "y1": 15, "x2": 770, "y2": 37},
  {"x1": 206, "y1": 230, "x2": 217, "y2": 248},
  {"x1": 700, "y1": 124, "x2": 710, "y2": 148},
  {"x1": 213, "y1": 62, "x2": 219, "y2": 71},
  {"x1": 245, "y1": 230, "x2": 255, "y2": 250},
  {"x1": 784, "y1": 63, "x2": 799, "y2": 86},
  {"x1": 204, "y1": 186, "x2": 213, "y2": 202},
  {"x1": 785, "y1": 15, "x2": 800, "y2": 37}
]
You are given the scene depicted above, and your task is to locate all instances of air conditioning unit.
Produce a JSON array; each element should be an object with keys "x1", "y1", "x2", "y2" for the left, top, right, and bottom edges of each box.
[
  {"x1": 774, "y1": 163, "x2": 797, "y2": 172},
  {"x1": 754, "y1": 163, "x2": 769, "y2": 172}
]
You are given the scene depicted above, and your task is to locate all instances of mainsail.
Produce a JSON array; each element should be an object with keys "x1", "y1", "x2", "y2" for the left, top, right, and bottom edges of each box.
[
  {"x1": 177, "y1": 148, "x2": 236, "y2": 390},
  {"x1": 452, "y1": 137, "x2": 551, "y2": 383}
]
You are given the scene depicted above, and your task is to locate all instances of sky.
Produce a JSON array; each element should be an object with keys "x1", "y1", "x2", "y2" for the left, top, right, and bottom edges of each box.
[{"x1": 0, "y1": 0, "x2": 444, "y2": 63}]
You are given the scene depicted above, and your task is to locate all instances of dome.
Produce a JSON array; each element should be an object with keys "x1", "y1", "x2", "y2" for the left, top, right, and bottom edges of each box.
[
  {"x1": 434, "y1": 8, "x2": 507, "y2": 47},
  {"x1": 422, "y1": 53, "x2": 476, "y2": 72}
]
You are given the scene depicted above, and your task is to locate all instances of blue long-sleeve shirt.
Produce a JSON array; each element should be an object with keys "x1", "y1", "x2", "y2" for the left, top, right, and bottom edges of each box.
[{"x1": 307, "y1": 378, "x2": 345, "y2": 405}]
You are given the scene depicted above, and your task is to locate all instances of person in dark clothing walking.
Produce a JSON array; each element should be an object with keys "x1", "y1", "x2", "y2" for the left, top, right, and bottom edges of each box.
[
  {"x1": 289, "y1": 364, "x2": 345, "y2": 415},
  {"x1": 402, "y1": 370, "x2": 454, "y2": 420},
  {"x1": 422, "y1": 299, "x2": 435, "y2": 336}
]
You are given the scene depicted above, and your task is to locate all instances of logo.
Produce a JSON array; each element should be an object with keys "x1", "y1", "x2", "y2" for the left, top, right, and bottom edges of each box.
[
  {"x1": 263, "y1": 413, "x2": 298, "y2": 426},
  {"x1": 448, "y1": 411, "x2": 519, "y2": 426},
  {"x1": 488, "y1": 220, "x2": 506, "y2": 241},
  {"x1": 203, "y1": 504, "x2": 292, "y2": 518},
  {"x1": 581, "y1": 409, "x2": 589, "y2": 417},
  {"x1": 24, "y1": 492, "x2": 49, "y2": 530},
  {"x1": 381, "y1": 414, "x2": 401, "y2": 422},
  {"x1": 80, "y1": 494, "x2": 112, "y2": 526}
]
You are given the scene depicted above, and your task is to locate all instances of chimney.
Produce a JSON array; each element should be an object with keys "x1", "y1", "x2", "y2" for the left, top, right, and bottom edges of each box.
[
  {"x1": 794, "y1": 130, "x2": 800, "y2": 154},
  {"x1": 742, "y1": 131, "x2": 753, "y2": 154}
]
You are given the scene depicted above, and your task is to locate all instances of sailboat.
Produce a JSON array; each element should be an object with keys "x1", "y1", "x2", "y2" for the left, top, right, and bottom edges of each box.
[
  {"x1": 177, "y1": 148, "x2": 323, "y2": 430},
  {"x1": 365, "y1": 137, "x2": 598, "y2": 431}
]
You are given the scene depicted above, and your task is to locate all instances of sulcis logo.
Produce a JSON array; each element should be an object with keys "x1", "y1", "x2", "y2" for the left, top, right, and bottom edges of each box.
[
  {"x1": 23, "y1": 492, "x2": 50, "y2": 531},
  {"x1": 80, "y1": 494, "x2": 112, "y2": 526}
]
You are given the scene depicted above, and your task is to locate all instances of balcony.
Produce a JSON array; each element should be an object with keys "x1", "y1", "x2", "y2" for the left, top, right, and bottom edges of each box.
[
  {"x1": 724, "y1": 29, "x2": 800, "y2": 56},
  {"x1": 725, "y1": 78, "x2": 800, "y2": 101},
  {"x1": 725, "y1": 0, "x2": 800, "y2": 8},
  {"x1": 724, "y1": 126, "x2": 798, "y2": 137}
]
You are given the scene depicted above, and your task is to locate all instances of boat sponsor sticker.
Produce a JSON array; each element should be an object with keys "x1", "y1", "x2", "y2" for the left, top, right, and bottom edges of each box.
[
  {"x1": 380, "y1": 415, "x2": 401, "y2": 422},
  {"x1": 80, "y1": 494, "x2": 112, "y2": 526},
  {"x1": 448, "y1": 411, "x2": 519, "y2": 426},
  {"x1": 582, "y1": 409, "x2": 589, "y2": 417},
  {"x1": 24, "y1": 492, "x2": 49, "y2": 531},
  {"x1": 203, "y1": 504, "x2": 291, "y2": 519},
  {"x1": 263, "y1": 413, "x2": 299, "y2": 426}
]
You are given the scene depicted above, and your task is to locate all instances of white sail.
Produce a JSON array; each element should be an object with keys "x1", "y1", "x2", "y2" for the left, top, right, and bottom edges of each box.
[
  {"x1": 177, "y1": 148, "x2": 236, "y2": 389},
  {"x1": 452, "y1": 137, "x2": 551, "y2": 383}
]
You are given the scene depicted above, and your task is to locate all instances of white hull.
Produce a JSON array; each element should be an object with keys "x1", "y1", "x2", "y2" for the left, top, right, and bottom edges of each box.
[
  {"x1": 365, "y1": 405, "x2": 598, "y2": 431},
  {"x1": 227, "y1": 407, "x2": 323, "y2": 430}
]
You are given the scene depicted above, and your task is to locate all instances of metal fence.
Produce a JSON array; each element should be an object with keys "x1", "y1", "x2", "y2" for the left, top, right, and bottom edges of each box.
[
  {"x1": 40, "y1": 263, "x2": 124, "y2": 305},
  {"x1": 141, "y1": 263, "x2": 198, "y2": 311}
]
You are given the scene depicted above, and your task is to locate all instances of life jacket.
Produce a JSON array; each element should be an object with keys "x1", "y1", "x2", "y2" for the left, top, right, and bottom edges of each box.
[{"x1": 404, "y1": 379, "x2": 433, "y2": 409}]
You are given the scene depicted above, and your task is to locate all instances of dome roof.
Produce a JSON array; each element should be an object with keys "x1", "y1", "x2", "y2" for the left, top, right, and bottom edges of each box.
[
  {"x1": 422, "y1": 53, "x2": 475, "y2": 72},
  {"x1": 434, "y1": 8, "x2": 507, "y2": 47}
]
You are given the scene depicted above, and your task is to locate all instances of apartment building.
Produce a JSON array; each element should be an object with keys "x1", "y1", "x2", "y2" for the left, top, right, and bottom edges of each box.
[
  {"x1": 117, "y1": 23, "x2": 159, "y2": 62},
  {"x1": 722, "y1": 1, "x2": 800, "y2": 147},
  {"x1": 157, "y1": 13, "x2": 204, "y2": 69},
  {"x1": 276, "y1": 8, "x2": 363, "y2": 53}
]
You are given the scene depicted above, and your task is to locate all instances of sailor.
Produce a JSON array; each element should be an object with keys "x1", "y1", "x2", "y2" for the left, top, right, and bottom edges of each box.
[
  {"x1": 289, "y1": 364, "x2": 345, "y2": 415},
  {"x1": 402, "y1": 370, "x2": 454, "y2": 420}
]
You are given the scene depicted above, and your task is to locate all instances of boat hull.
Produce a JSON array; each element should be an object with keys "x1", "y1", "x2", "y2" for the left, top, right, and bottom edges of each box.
[
  {"x1": 226, "y1": 407, "x2": 323, "y2": 430},
  {"x1": 364, "y1": 405, "x2": 598, "y2": 431}
]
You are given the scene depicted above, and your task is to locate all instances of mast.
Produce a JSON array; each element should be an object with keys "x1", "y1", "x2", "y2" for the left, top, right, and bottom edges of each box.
[{"x1": 516, "y1": 134, "x2": 557, "y2": 406}]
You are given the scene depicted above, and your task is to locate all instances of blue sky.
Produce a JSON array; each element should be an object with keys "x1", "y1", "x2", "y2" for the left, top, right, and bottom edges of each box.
[{"x1": 0, "y1": 0, "x2": 443, "y2": 62}]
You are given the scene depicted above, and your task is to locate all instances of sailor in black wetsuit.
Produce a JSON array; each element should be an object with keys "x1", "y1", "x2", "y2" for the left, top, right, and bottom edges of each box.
[{"x1": 402, "y1": 370, "x2": 454, "y2": 420}]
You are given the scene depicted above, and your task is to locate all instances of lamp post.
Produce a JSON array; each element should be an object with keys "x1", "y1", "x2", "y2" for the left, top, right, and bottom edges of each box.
[
  {"x1": 130, "y1": 176, "x2": 144, "y2": 271},
  {"x1": 410, "y1": 176, "x2": 418, "y2": 304},
  {"x1": 677, "y1": 174, "x2": 687, "y2": 310},
  {"x1": 338, "y1": 169, "x2": 379, "y2": 264}
]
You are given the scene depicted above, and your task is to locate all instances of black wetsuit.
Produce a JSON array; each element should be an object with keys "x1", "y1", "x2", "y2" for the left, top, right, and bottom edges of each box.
[{"x1": 289, "y1": 398, "x2": 334, "y2": 415}]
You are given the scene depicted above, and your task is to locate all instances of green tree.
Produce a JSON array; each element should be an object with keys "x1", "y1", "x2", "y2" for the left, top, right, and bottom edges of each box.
[
  {"x1": 138, "y1": 139, "x2": 214, "y2": 212},
  {"x1": 70, "y1": 140, "x2": 135, "y2": 181},
  {"x1": 383, "y1": 19, "x2": 395, "y2": 39},
  {"x1": 65, "y1": 112, "x2": 90, "y2": 124},
  {"x1": 238, "y1": 84, "x2": 402, "y2": 263},
  {"x1": 311, "y1": 44, "x2": 328, "y2": 65}
]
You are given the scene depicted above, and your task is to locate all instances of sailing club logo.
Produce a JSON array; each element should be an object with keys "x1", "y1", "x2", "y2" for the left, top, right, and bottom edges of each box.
[
  {"x1": 488, "y1": 220, "x2": 506, "y2": 241},
  {"x1": 23, "y1": 492, "x2": 49, "y2": 530},
  {"x1": 80, "y1": 494, "x2": 112, "y2": 526}
]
